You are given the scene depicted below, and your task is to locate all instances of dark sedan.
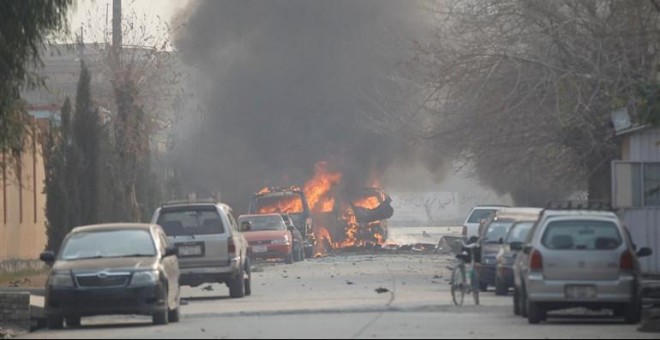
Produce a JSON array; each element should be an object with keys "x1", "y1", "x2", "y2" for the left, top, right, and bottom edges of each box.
[
  {"x1": 495, "y1": 220, "x2": 534, "y2": 295},
  {"x1": 40, "y1": 223, "x2": 180, "y2": 329}
]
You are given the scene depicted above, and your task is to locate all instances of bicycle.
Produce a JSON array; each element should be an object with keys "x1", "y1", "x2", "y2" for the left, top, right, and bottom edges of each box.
[{"x1": 450, "y1": 238, "x2": 481, "y2": 306}]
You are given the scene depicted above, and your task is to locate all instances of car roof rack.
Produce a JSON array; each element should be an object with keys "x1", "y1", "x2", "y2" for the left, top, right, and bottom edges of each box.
[
  {"x1": 544, "y1": 200, "x2": 613, "y2": 211},
  {"x1": 161, "y1": 198, "x2": 218, "y2": 206}
]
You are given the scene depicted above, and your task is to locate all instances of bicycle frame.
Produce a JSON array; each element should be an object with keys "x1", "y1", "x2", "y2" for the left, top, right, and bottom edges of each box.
[{"x1": 450, "y1": 240, "x2": 480, "y2": 306}]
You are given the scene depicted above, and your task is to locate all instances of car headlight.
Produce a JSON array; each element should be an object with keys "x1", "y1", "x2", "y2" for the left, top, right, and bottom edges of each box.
[
  {"x1": 49, "y1": 273, "x2": 74, "y2": 288},
  {"x1": 130, "y1": 270, "x2": 159, "y2": 286},
  {"x1": 271, "y1": 237, "x2": 290, "y2": 245}
]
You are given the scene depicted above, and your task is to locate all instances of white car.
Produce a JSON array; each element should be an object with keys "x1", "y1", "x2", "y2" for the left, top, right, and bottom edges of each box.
[
  {"x1": 462, "y1": 205, "x2": 509, "y2": 239},
  {"x1": 513, "y1": 205, "x2": 652, "y2": 324}
]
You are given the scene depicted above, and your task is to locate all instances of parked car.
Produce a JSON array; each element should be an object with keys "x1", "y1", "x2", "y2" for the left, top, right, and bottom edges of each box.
[
  {"x1": 151, "y1": 200, "x2": 251, "y2": 298},
  {"x1": 281, "y1": 213, "x2": 305, "y2": 261},
  {"x1": 462, "y1": 205, "x2": 509, "y2": 239},
  {"x1": 249, "y1": 187, "x2": 315, "y2": 257},
  {"x1": 475, "y1": 207, "x2": 542, "y2": 293},
  {"x1": 238, "y1": 213, "x2": 302, "y2": 263},
  {"x1": 495, "y1": 220, "x2": 535, "y2": 295},
  {"x1": 512, "y1": 203, "x2": 653, "y2": 324},
  {"x1": 40, "y1": 223, "x2": 181, "y2": 329}
]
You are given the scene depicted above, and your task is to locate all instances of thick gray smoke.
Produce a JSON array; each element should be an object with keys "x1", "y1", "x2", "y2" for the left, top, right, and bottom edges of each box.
[{"x1": 172, "y1": 0, "x2": 429, "y2": 211}]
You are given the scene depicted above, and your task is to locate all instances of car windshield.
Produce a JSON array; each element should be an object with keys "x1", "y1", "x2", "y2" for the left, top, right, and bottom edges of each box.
[
  {"x1": 542, "y1": 220, "x2": 622, "y2": 250},
  {"x1": 255, "y1": 194, "x2": 304, "y2": 214},
  {"x1": 239, "y1": 216, "x2": 286, "y2": 231},
  {"x1": 157, "y1": 207, "x2": 225, "y2": 236},
  {"x1": 467, "y1": 209, "x2": 497, "y2": 223},
  {"x1": 60, "y1": 229, "x2": 156, "y2": 260},
  {"x1": 506, "y1": 221, "x2": 534, "y2": 243},
  {"x1": 484, "y1": 221, "x2": 514, "y2": 243}
]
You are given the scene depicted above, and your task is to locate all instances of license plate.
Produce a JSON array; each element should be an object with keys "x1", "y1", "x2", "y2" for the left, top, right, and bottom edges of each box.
[
  {"x1": 565, "y1": 285, "x2": 597, "y2": 299},
  {"x1": 252, "y1": 245, "x2": 268, "y2": 253},
  {"x1": 178, "y1": 245, "x2": 203, "y2": 257}
]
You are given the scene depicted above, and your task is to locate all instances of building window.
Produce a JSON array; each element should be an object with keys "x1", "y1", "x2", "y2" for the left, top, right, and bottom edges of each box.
[{"x1": 613, "y1": 161, "x2": 660, "y2": 208}]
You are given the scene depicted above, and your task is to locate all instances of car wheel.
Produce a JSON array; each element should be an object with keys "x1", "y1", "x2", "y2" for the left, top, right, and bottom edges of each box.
[
  {"x1": 244, "y1": 258, "x2": 252, "y2": 296},
  {"x1": 229, "y1": 264, "x2": 246, "y2": 298},
  {"x1": 168, "y1": 305, "x2": 181, "y2": 323},
  {"x1": 520, "y1": 287, "x2": 528, "y2": 318},
  {"x1": 623, "y1": 298, "x2": 641, "y2": 324},
  {"x1": 495, "y1": 276, "x2": 507, "y2": 296},
  {"x1": 65, "y1": 316, "x2": 81, "y2": 328},
  {"x1": 527, "y1": 300, "x2": 546, "y2": 324},
  {"x1": 48, "y1": 316, "x2": 64, "y2": 330},
  {"x1": 304, "y1": 246, "x2": 314, "y2": 259},
  {"x1": 479, "y1": 280, "x2": 488, "y2": 292},
  {"x1": 153, "y1": 287, "x2": 170, "y2": 325},
  {"x1": 513, "y1": 286, "x2": 521, "y2": 316},
  {"x1": 293, "y1": 244, "x2": 302, "y2": 262}
]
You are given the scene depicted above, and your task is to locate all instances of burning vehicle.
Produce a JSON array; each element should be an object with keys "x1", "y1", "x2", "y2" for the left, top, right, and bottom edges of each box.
[
  {"x1": 248, "y1": 162, "x2": 394, "y2": 257},
  {"x1": 249, "y1": 187, "x2": 316, "y2": 258}
]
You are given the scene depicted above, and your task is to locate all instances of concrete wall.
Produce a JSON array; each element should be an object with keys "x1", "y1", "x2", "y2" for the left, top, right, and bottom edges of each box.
[{"x1": 0, "y1": 120, "x2": 47, "y2": 262}]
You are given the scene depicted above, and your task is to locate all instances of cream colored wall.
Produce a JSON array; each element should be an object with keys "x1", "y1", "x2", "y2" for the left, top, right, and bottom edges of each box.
[{"x1": 0, "y1": 122, "x2": 47, "y2": 261}]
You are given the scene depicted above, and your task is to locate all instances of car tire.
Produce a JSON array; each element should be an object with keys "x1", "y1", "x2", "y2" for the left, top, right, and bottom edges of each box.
[
  {"x1": 623, "y1": 299, "x2": 641, "y2": 324},
  {"x1": 304, "y1": 246, "x2": 314, "y2": 259},
  {"x1": 168, "y1": 306, "x2": 181, "y2": 323},
  {"x1": 65, "y1": 316, "x2": 81, "y2": 328},
  {"x1": 48, "y1": 316, "x2": 63, "y2": 330},
  {"x1": 520, "y1": 287, "x2": 528, "y2": 318},
  {"x1": 293, "y1": 243, "x2": 302, "y2": 262},
  {"x1": 229, "y1": 265, "x2": 246, "y2": 298},
  {"x1": 244, "y1": 258, "x2": 252, "y2": 296},
  {"x1": 479, "y1": 280, "x2": 488, "y2": 292},
  {"x1": 527, "y1": 300, "x2": 546, "y2": 324},
  {"x1": 495, "y1": 276, "x2": 507, "y2": 296},
  {"x1": 513, "y1": 286, "x2": 521, "y2": 316},
  {"x1": 299, "y1": 244, "x2": 305, "y2": 261}
]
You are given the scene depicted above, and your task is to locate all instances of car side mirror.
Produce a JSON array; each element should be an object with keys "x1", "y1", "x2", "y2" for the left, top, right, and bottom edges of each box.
[
  {"x1": 164, "y1": 246, "x2": 178, "y2": 258},
  {"x1": 522, "y1": 245, "x2": 532, "y2": 255},
  {"x1": 637, "y1": 247, "x2": 652, "y2": 258},
  {"x1": 240, "y1": 221, "x2": 251, "y2": 232},
  {"x1": 287, "y1": 225, "x2": 296, "y2": 232},
  {"x1": 40, "y1": 251, "x2": 55, "y2": 266},
  {"x1": 510, "y1": 242, "x2": 523, "y2": 251}
]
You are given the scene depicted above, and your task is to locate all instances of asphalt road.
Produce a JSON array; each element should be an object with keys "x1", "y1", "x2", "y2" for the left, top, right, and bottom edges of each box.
[{"x1": 19, "y1": 226, "x2": 657, "y2": 339}]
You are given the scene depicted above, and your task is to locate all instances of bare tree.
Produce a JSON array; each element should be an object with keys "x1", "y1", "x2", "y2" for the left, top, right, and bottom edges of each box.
[{"x1": 411, "y1": 0, "x2": 660, "y2": 204}]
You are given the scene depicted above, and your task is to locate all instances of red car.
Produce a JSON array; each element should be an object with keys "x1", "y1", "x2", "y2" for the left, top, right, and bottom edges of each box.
[{"x1": 238, "y1": 214, "x2": 301, "y2": 264}]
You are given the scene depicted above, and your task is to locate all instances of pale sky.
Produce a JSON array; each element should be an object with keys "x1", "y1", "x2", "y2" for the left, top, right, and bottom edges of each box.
[{"x1": 68, "y1": 0, "x2": 189, "y2": 46}]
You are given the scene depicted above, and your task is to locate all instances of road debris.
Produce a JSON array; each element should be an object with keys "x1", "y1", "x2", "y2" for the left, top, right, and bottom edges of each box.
[{"x1": 375, "y1": 287, "x2": 389, "y2": 294}]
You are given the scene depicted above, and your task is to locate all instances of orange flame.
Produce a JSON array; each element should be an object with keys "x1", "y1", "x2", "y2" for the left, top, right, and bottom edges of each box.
[
  {"x1": 313, "y1": 226, "x2": 333, "y2": 257},
  {"x1": 353, "y1": 196, "x2": 380, "y2": 210},
  {"x1": 304, "y1": 161, "x2": 342, "y2": 212},
  {"x1": 256, "y1": 196, "x2": 303, "y2": 214}
]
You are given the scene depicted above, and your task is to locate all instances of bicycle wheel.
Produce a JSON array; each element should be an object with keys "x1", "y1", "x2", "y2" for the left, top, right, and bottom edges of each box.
[
  {"x1": 470, "y1": 268, "x2": 480, "y2": 305},
  {"x1": 451, "y1": 265, "x2": 465, "y2": 306}
]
